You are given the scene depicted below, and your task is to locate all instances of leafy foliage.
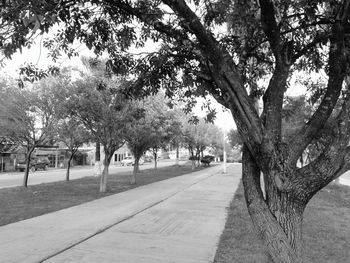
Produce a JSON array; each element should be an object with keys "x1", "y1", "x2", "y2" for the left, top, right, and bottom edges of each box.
[
  {"x1": 0, "y1": 77, "x2": 58, "y2": 186},
  {"x1": 2, "y1": 1, "x2": 350, "y2": 260},
  {"x1": 228, "y1": 129, "x2": 242, "y2": 149},
  {"x1": 124, "y1": 93, "x2": 180, "y2": 163},
  {"x1": 182, "y1": 117, "x2": 222, "y2": 160}
]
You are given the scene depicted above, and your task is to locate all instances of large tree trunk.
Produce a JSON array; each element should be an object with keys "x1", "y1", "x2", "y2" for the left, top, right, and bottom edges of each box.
[{"x1": 242, "y1": 146, "x2": 303, "y2": 263}]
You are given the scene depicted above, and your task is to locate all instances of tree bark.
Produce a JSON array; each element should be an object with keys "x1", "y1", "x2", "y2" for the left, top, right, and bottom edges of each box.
[
  {"x1": 99, "y1": 161, "x2": 108, "y2": 193},
  {"x1": 131, "y1": 156, "x2": 140, "y2": 184},
  {"x1": 196, "y1": 149, "x2": 200, "y2": 167},
  {"x1": 22, "y1": 146, "x2": 35, "y2": 188},
  {"x1": 94, "y1": 141, "x2": 102, "y2": 177},
  {"x1": 175, "y1": 145, "x2": 179, "y2": 166},
  {"x1": 66, "y1": 152, "x2": 75, "y2": 182},
  {"x1": 242, "y1": 146, "x2": 303, "y2": 263},
  {"x1": 191, "y1": 160, "x2": 195, "y2": 170},
  {"x1": 99, "y1": 148, "x2": 112, "y2": 193},
  {"x1": 153, "y1": 151, "x2": 158, "y2": 170}
]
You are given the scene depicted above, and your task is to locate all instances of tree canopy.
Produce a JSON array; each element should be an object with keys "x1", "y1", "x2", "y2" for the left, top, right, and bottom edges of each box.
[
  {"x1": 2, "y1": 1, "x2": 350, "y2": 262},
  {"x1": 0, "y1": 77, "x2": 57, "y2": 186}
]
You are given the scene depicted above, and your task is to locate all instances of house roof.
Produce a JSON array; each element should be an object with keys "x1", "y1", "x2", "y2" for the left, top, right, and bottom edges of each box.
[{"x1": 0, "y1": 144, "x2": 26, "y2": 154}]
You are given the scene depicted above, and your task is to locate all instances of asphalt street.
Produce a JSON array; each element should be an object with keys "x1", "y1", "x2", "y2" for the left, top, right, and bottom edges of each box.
[{"x1": 0, "y1": 160, "x2": 184, "y2": 189}]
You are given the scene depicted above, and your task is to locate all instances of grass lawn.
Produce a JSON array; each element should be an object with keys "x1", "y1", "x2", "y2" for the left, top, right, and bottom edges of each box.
[
  {"x1": 214, "y1": 182, "x2": 350, "y2": 263},
  {"x1": 0, "y1": 162, "x2": 207, "y2": 227}
]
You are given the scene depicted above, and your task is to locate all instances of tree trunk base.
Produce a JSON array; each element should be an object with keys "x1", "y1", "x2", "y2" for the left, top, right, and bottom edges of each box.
[
  {"x1": 130, "y1": 175, "x2": 136, "y2": 185},
  {"x1": 94, "y1": 161, "x2": 103, "y2": 177}
]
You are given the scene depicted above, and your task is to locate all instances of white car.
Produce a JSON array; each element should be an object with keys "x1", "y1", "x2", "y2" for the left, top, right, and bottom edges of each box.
[{"x1": 120, "y1": 156, "x2": 144, "y2": 166}]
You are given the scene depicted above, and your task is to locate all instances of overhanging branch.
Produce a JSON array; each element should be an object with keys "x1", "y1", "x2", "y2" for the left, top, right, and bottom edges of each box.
[
  {"x1": 293, "y1": 90, "x2": 350, "y2": 201},
  {"x1": 288, "y1": 0, "x2": 350, "y2": 165},
  {"x1": 162, "y1": 0, "x2": 264, "y2": 155}
]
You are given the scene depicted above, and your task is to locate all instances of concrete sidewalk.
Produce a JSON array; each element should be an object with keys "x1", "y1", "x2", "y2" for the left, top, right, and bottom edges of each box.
[{"x1": 0, "y1": 164, "x2": 241, "y2": 263}]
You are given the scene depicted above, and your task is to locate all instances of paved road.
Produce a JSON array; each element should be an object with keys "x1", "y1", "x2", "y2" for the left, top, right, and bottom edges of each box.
[
  {"x1": 0, "y1": 160, "x2": 185, "y2": 189},
  {"x1": 0, "y1": 163, "x2": 241, "y2": 263}
]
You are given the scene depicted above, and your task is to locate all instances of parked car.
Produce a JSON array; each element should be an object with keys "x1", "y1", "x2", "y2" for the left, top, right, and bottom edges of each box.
[
  {"x1": 143, "y1": 156, "x2": 152, "y2": 162},
  {"x1": 15, "y1": 157, "x2": 50, "y2": 172},
  {"x1": 200, "y1": 155, "x2": 215, "y2": 166},
  {"x1": 120, "y1": 156, "x2": 144, "y2": 166}
]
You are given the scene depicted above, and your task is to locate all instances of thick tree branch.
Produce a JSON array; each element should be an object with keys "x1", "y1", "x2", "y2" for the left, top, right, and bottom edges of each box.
[
  {"x1": 259, "y1": 0, "x2": 291, "y2": 148},
  {"x1": 292, "y1": 91, "x2": 350, "y2": 201},
  {"x1": 104, "y1": 1, "x2": 186, "y2": 41},
  {"x1": 288, "y1": 0, "x2": 350, "y2": 164},
  {"x1": 103, "y1": 2, "x2": 267, "y2": 162},
  {"x1": 260, "y1": 65, "x2": 289, "y2": 144},
  {"x1": 259, "y1": 0, "x2": 282, "y2": 59},
  {"x1": 161, "y1": 0, "x2": 264, "y2": 159}
]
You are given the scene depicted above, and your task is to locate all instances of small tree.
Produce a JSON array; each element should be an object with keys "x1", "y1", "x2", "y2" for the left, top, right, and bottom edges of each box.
[
  {"x1": 182, "y1": 118, "x2": 220, "y2": 169},
  {"x1": 125, "y1": 118, "x2": 151, "y2": 184},
  {"x1": 55, "y1": 118, "x2": 91, "y2": 181},
  {"x1": 124, "y1": 94, "x2": 179, "y2": 181},
  {"x1": 0, "y1": 81, "x2": 55, "y2": 187},
  {"x1": 68, "y1": 75, "x2": 133, "y2": 192},
  {"x1": 228, "y1": 129, "x2": 242, "y2": 150},
  {"x1": 149, "y1": 101, "x2": 182, "y2": 170}
]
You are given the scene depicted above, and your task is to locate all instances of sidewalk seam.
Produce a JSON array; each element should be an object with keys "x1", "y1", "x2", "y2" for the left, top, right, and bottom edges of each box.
[{"x1": 39, "y1": 166, "x2": 222, "y2": 263}]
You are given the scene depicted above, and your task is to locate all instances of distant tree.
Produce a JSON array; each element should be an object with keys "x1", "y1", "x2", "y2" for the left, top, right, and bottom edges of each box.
[
  {"x1": 45, "y1": 67, "x2": 97, "y2": 180},
  {"x1": 124, "y1": 111, "x2": 152, "y2": 184},
  {"x1": 125, "y1": 94, "x2": 178, "y2": 182},
  {"x1": 147, "y1": 96, "x2": 182, "y2": 170},
  {"x1": 182, "y1": 118, "x2": 220, "y2": 170},
  {"x1": 79, "y1": 57, "x2": 109, "y2": 177},
  {"x1": 228, "y1": 129, "x2": 243, "y2": 150},
  {"x1": 54, "y1": 118, "x2": 91, "y2": 181},
  {"x1": 167, "y1": 109, "x2": 189, "y2": 167},
  {"x1": 0, "y1": 80, "x2": 56, "y2": 187},
  {"x1": 67, "y1": 74, "x2": 134, "y2": 192}
]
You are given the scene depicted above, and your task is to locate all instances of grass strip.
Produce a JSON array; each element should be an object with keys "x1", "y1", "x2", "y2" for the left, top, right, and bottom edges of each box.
[{"x1": 214, "y1": 182, "x2": 350, "y2": 263}]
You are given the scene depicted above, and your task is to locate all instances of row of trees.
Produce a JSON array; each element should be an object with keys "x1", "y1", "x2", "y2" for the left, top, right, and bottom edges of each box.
[
  {"x1": 0, "y1": 61, "x2": 224, "y2": 192},
  {"x1": 3, "y1": 0, "x2": 349, "y2": 260}
]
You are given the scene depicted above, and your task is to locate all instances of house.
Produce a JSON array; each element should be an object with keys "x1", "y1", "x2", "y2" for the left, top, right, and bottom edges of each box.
[{"x1": 0, "y1": 144, "x2": 26, "y2": 172}]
